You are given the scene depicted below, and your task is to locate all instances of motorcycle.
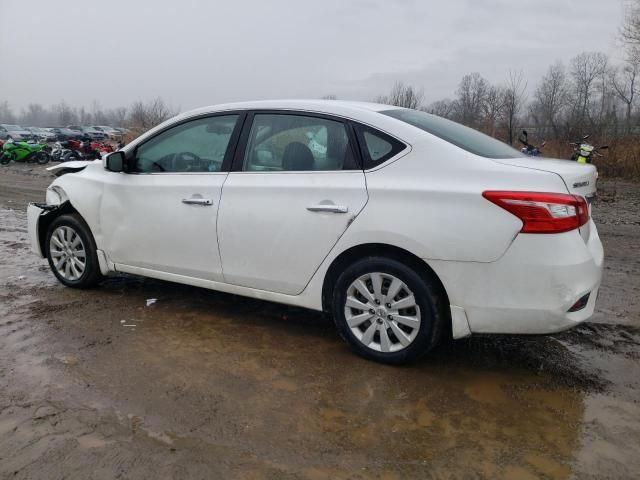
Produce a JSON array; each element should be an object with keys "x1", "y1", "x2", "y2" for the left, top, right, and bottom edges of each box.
[
  {"x1": 519, "y1": 130, "x2": 545, "y2": 157},
  {"x1": 51, "y1": 140, "x2": 80, "y2": 162},
  {"x1": 569, "y1": 135, "x2": 608, "y2": 164},
  {"x1": 52, "y1": 140, "x2": 108, "y2": 162},
  {"x1": 90, "y1": 141, "x2": 114, "y2": 155},
  {"x1": 0, "y1": 139, "x2": 51, "y2": 165}
]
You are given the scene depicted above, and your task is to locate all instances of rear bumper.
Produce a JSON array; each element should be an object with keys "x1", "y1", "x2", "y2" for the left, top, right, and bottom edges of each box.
[
  {"x1": 429, "y1": 220, "x2": 604, "y2": 335},
  {"x1": 27, "y1": 203, "x2": 45, "y2": 258}
]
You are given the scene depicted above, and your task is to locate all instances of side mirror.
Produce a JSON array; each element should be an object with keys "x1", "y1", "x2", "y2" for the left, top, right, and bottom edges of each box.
[{"x1": 104, "y1": 151, "x2": 125, "y2": 172}]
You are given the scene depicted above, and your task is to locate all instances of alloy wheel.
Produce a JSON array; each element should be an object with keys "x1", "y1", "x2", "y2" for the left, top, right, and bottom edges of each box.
[
  {"x1": 49, "y1": 226, "x2": 86, "y2": 281},
  {"x1": 344, "y1": 272, "x2": 421, "y2": 353}
]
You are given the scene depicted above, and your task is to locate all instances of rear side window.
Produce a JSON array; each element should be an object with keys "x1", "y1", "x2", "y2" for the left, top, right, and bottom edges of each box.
[
  {"x1": 354, "y1": 125, "x2": 406, "y2": 169},
  {"x1": 243, "y1": 114, "x2": 359, "y2": 172},
  {"x1": 382, "y1": 109, "x2": 523, "y2": 159}
]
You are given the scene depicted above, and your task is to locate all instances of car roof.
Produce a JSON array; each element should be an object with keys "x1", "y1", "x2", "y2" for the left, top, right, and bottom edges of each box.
[
  {"x1": 179, "y1": 99, "x2": 392, "y2": 118},
  {"x1": 125, "y1": 100, "x2": 428, "y2": 151}
]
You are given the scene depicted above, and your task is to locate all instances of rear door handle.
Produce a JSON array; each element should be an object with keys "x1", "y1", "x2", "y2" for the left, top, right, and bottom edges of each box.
[
  {"x1": 307, "y1": 204, "x2": 349, "y2": 214},
  {"x1": 182, "y1": 197, "x2": 213, "y2": 206}
]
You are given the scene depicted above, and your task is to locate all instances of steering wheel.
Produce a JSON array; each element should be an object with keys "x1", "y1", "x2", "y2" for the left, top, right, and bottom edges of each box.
[{"x1": 173, "y1": 151, "x2": 202, "y2": 171}]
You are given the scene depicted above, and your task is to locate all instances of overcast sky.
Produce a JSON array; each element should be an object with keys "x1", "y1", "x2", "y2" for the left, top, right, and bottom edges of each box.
[{"x1": 0, "y1": 0, "x2": 626, "y2": 112}]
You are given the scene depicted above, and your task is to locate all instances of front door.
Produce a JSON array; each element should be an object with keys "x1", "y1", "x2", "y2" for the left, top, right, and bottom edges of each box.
[
  {"x1": 218, "y1": 112, "x2": 368, "y2": 295},
  {"x1": 100, "y1": 114, "x2": 242, "y2": 281}
]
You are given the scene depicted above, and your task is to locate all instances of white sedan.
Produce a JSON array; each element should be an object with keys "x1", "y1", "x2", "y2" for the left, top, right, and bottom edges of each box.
[{"x1": 27, "y1": 100, "x2": 603, "y2": 364}]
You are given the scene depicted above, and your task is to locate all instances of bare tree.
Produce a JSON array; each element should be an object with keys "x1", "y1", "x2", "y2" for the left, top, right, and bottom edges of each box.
[
  {"x1": 621, "y1": 0, "x2": 640, "y2": 55},
  {"x1": 0, "y1": 101, "x2": 16, "y2": 123},
  {"x1": 569, "y1": 52, "x2": 608, "y2": 127},
  {"x1": 376, "y1": 82, "x2": 424, "y2": 109},
  {"x1": 129, "y1": 97, "x2": 178, "y2": 132},
  {"x1": 52, "y1": 101, "x2": 78, "y2": 126},
  {"x1": 424, "y1": 99, "x2": 456, "y2": 118},
  {"x1": 503, "y1": 70, "x2": 527, "y2": 145},
  {"x1": 483, "y1": 86, "x2": 507, "y2": 137},
  {"x1": 530, "y1": 62, "x2": 568, "y2": 137},
  {"x1": 20, "y1": 103, "x2": 47, "y2": 126},
  {"x1": 454, "y1": 73, "x2": 489, "y2": 127},
  {"x1": 321, "y1": 94, "x2": 337, "y2": 100},
  {"x1": 109, "y1": 107, "x2": 128, "y2": 127},
  {"x1": 611, "y1": 59, "x2": 639, "y2": 134}
]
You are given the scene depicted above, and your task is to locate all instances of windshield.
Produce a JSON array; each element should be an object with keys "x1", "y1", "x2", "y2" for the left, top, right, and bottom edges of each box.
[
  {"x1": 381, "y1": 109, "x2": 523, "y2": 159},
  {"x1": 4, "y1": 125, "x2": 23, "y2": 131}
]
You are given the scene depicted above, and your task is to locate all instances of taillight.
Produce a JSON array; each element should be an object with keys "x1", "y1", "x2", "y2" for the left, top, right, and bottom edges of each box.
[{"x1": 482, "y1": 191, "x2": 589, "y2": 234}]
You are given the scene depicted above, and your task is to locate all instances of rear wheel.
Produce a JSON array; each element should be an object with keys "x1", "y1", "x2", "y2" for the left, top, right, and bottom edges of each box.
[
  {"x1": 62, "y1": 151, "x2": 79, "y2": 162},
  {"x1": 46, "y1": 214, "x2": 103, "y2": 288},
  {"x1": 332, "y1": 257, "x2": 444, "y2": 364},
  {"x1": 36, "y1": 151, "x2": 50, "y2": 164}
]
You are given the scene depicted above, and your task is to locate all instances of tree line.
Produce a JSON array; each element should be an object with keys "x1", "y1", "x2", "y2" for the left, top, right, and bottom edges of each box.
[{"x1": 0, "y1": 97, "x2": 177, "y2": 132}]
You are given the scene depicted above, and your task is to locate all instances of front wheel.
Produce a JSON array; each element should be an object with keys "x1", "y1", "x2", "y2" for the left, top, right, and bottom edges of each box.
[
  {"x1": 0, "y1": 153, "x2": 9, "y2": 165},
  {"x1": 332, "y1": 257, "x2": 445, "y2": 364},
  {"x1": 46, "y1": 214, "x2": 104, "y2": 288}
]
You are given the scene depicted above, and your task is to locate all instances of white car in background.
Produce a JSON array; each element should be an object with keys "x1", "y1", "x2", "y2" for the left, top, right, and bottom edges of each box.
[
  {"x1": 26, "y1": 100, "x2": 603, "y2": 364},
  {"x1": 93, "y1": 126, "x2": 123, "y2": 141}
]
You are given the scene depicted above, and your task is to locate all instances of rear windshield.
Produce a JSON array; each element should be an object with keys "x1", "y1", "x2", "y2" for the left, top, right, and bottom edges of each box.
[{"x1": 381, "y1": 109, "x2": 523, "y2": 159}]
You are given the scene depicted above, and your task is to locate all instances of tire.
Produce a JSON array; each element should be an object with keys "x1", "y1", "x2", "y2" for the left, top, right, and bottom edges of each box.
[
  {"x1": 332, "y1": 257, "x2": 445, "y2": 364},
  {"x1": 45, "y1": 214, "x2": 104, "y2": 288},
  {"x1": 36, "y1": 151, "x2": 50, "y2": 165},
  {"x1": 62, "y1": 151, "x2": 79, "y2": 162},
  {"x1": 0, "y1": 153, "x2": 8, "y2": 165}
]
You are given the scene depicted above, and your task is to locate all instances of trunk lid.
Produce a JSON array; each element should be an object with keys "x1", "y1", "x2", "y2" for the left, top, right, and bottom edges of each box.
[{"x1": 492, "y1": 157, "x2": 597, "y2": 198}]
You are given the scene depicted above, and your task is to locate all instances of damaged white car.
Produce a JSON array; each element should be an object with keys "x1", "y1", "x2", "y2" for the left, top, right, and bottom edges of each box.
[{"x1": 27, "y1": 100, "x2": 603, "y2": 364}]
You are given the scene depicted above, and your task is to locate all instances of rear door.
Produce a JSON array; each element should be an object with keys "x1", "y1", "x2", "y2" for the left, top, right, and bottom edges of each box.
[{"x1": 217, "y1": 112, "x2": 368, "y2": 295}]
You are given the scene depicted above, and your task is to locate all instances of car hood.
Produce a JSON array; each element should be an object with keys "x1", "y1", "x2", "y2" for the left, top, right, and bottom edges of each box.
[
  {"x1": 492, "y1": 156, "x2": 597, "y2": 198},
  {"x1": 46, "y1": 160, "x2": 96, "y2": 177}
]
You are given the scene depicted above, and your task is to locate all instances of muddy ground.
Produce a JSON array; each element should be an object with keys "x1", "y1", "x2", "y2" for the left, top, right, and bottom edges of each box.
[{"x1": 0, "y1": 163, "x2": 639, "y2": 480}]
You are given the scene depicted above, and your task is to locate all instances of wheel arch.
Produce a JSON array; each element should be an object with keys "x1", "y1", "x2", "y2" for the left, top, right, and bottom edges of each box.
[
  {"x1": 321, "y1": 243, "x2": 452, "y2": 334},
  {"x1": 37, "y1": 201, "x2": 81, "y2": 258}
]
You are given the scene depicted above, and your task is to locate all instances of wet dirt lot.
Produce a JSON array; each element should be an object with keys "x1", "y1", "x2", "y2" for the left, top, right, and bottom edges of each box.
[{"x1": 0, "y1": 163, "x2": 639, "y2": 479}]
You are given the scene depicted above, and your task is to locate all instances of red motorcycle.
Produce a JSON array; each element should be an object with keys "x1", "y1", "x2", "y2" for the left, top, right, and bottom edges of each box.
[{"x1": 90, "y1": 141, "x2": 114, "y2": 154}]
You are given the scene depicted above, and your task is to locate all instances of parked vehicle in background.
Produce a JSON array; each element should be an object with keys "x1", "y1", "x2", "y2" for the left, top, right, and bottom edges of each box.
[
  {"x1": 93, "y1": 126, "x2": 123, "y2": 141},
  {"x1": 0, "y1": 139, "x2": 51, "y2": 165},
  {"x1": 0, "y1": 124, "x2": 32, "y2": 141},
  {"x1": 65, "y1": 125, "x2": 86, "y2": 139},
  {"x1": 26, "y1": 100, "x2": 603, "y2": 364},
  {"x1": 50, "y1": 127, "x2": 83, "y2": 141},
  {"x1": 569, "y1": 135, "x2": 609, "y2": 164},
  {"x1": 519, "y1": 130, "x2": 545, "y2": 156},
  {"x1": 26, "y1": 127, "x2": 56, "y2": 143},
  {"x1": 81, "y1": 127, "x2": 106, "y2": 141}
]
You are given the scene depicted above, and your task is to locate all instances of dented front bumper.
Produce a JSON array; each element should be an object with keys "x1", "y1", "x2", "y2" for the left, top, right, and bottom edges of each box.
[{"x1": 27, "y1": 202, "x2": 60, "y2": 258}]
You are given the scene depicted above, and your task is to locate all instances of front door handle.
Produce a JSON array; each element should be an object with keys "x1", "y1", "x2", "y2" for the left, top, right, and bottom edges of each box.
[
  {"x1": 307, "y1": 204, "x2": 349, "y2": 214},
  {"x1": 182, "y1": 197, "x2": 213, "y2": 206}
]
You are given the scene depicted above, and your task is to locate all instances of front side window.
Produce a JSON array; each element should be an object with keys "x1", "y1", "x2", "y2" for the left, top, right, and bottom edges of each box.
[
  {"x1": 135, "y1": 115, "x2": 239, "y2": 173},
  {"x1": 243, "y1": 114, "x2": 358, "y2": 172}
]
